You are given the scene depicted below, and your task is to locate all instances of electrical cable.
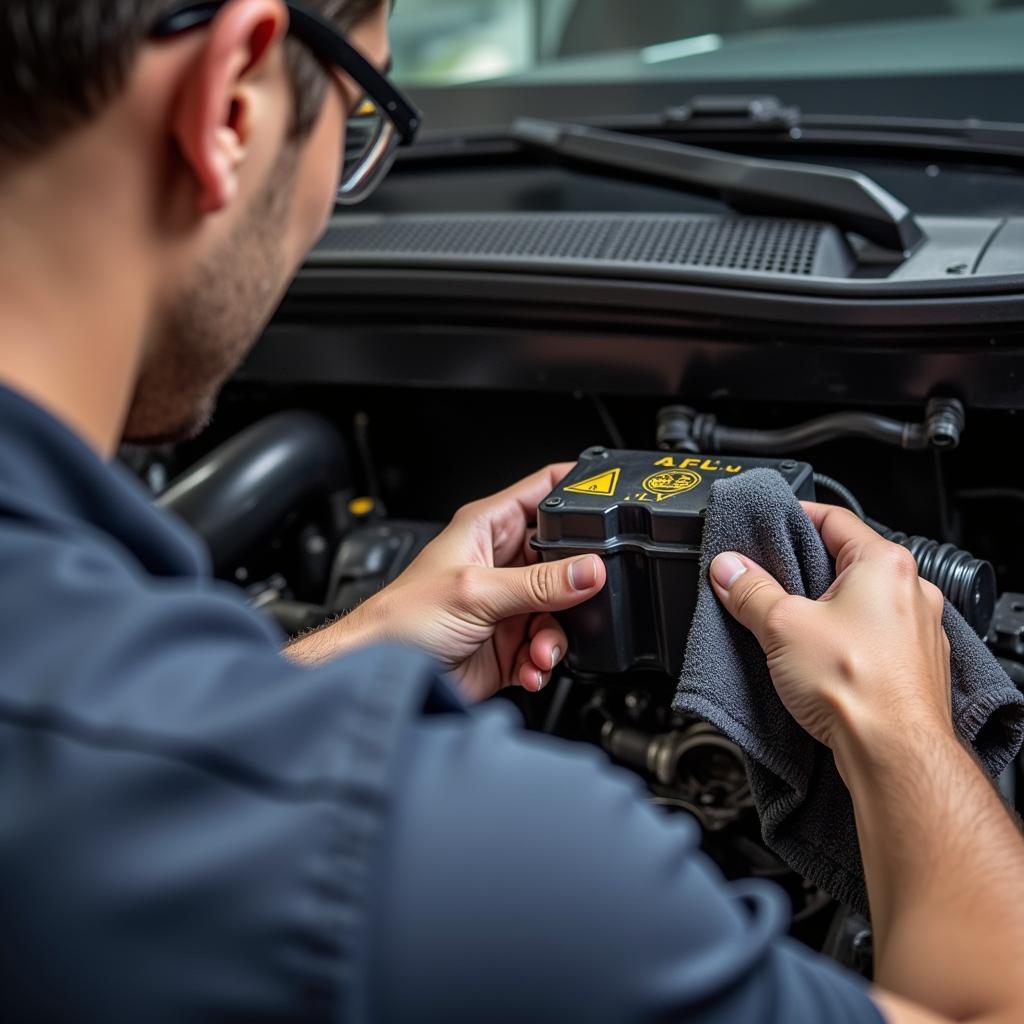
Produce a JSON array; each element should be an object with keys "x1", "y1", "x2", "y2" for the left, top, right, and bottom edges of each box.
[
  {"x1": 590, "y1": 393, "x2": 627, "y2": 450},
  {"x1": 812, "y1": 473, "x2": 865, "y2": 519}
]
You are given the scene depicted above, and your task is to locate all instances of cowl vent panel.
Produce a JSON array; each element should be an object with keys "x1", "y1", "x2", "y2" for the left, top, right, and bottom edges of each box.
[{"x1": 317, "y1": 213, "x2": 852, "y2": 278}]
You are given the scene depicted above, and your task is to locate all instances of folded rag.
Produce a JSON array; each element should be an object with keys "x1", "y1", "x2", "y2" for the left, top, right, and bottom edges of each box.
[{"x1": 674, "y1": 468, "x2": 1024, "y2": 915}]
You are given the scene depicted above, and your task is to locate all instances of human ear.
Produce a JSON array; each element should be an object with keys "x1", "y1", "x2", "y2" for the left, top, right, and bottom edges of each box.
[{"x1": 169, "y1": 0, "x2": 290, "y2": 214}]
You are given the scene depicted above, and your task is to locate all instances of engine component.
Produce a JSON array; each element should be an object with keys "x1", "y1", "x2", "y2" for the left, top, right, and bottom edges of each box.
[
  {"x1": 823, "y1": 909, "x2": 874, "y2": 977},
  {"x1": 532, "y1": 447, "x2": 814, "y2": 677},
  {"x1": 986, "y1": 592, "x2": 1024, "y2": 667},
  {"x1": 599, "y1": 718, "x2": 751, "y2": 830},
  {"x1": 244, "y1": 520, "x2": 442, "y2": 639},
  {"x1": 158, "y1": 412, "x2": 352, "y2": 572},
  {"x1": 657, "y1": 397, "x2": 965, "y2": 454},
  {"x1": 326, "y1": 520, "x2": 442, "y2": 612}
]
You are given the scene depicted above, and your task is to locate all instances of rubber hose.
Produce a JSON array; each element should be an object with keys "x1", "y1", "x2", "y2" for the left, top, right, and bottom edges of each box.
[
  {"x1": 158, "y1": 411, "x2": 351, "y2": 571},
  {"x1": 707, "y1": 412, "x2": 924, "y2": 454}
]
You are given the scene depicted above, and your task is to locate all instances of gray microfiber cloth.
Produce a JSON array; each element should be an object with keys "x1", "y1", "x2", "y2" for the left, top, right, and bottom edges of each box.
[{"x1": 674, "y1": 469, "x2": 1024, "y2": 915}]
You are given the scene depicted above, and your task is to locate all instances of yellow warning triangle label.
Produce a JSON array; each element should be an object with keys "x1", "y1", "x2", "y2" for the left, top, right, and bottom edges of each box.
[{"x1": 564, "y1": 467, "x2": 620, "y2": 497}]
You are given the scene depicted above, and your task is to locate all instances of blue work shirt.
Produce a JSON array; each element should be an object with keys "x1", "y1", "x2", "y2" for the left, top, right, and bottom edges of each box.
[{"x1": 0, "y1": 385, "x2": 882, "y2": 1023}]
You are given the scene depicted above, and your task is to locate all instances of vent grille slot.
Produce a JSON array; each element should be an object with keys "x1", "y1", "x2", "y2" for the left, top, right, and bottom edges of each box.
[
  {"x1": 609, "y1": 217, "x2": 821, "y2": 274},
  {"x1": 320, "y1": 214, "x2": 829, "y2": 276}
]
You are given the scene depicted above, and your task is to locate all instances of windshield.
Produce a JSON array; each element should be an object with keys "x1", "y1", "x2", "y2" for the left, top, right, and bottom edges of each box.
[{"x1": 391, "y1": 0, "x2": 1024, "y2": 86}]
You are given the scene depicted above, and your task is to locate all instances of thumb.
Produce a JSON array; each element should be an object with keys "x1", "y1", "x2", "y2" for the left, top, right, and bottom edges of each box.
[
  {"x1": 709, "y1": 551, "x2": 790, "y2": 647},
  {"x1": 473, "y1": 555, "x2": 606, "y2": 621}
]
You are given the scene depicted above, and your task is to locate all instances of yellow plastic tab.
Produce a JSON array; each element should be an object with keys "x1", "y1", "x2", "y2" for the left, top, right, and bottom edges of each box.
[{"x1": 349, "y1": 496, "x2": 376, "y2": 518}]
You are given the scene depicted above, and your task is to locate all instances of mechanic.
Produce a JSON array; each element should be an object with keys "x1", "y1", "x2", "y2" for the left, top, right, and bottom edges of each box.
[{"x1": 1, "y1": 1, "x2": 1022, "y2": 1021}]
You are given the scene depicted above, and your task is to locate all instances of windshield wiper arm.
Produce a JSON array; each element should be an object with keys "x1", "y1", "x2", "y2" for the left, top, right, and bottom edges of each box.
[
  {"x1": 651, "y1": 96, "x2": 1024, "y2": 153},
  {"x1": 512, "y1": 116, "x2": 924, "y2": 254}
]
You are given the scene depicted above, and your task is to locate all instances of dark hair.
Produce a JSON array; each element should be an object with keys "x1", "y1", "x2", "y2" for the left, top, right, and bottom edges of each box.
[{"x1": 0, "y1": 0, "x2": 383, "y2": 155}]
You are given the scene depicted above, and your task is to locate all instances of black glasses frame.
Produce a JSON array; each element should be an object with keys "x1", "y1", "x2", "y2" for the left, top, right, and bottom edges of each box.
[{"x1": 151, "y1": 1, "x2": 421, "y2": 147}]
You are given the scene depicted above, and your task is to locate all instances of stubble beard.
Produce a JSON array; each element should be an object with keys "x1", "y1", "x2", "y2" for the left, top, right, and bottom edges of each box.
[{"x1": 123, "y1": 148, "x2": 300, "y2": 446}]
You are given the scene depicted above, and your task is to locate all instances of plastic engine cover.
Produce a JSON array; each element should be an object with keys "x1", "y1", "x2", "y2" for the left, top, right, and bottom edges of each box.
[{"x1": 533, "y1": 447, "x2": 815, "y2": 678}]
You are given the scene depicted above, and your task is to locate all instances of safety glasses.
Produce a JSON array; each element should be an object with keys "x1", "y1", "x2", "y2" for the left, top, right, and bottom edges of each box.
[{"x1": 151, "y1": 1, "x2": 421, "y2": 205}]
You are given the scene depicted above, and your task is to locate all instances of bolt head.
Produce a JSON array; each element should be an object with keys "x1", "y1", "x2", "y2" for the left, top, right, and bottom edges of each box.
[{"x1": 543, "y1": 496, "x2": 564, "y2": 509}]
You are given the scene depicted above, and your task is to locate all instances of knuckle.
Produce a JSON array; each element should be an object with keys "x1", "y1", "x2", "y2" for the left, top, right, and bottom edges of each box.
[
  {"x1": 450, "y1": 565, "x2": 482, "y2": 608},
  {"x1": 833, "y1": 647, "x2": 864, "y2": 684},
  {"x1": 825, "y1": 506, "x2": 865, "y2": 546},
  {"x1": 525, "y1": 564, "x2": 557, "y2": 606},
  {"x1": 452, "y1": 500, "x2": 480, "y2": 524},
  {"x1": 831, "y1": 506, "x2": 860, "y2": 529},
  {"x1": 921, "y1": 579, "x2": 945, "y2": 613},
  {"x1": 763, "y1": 594, "x2": 801, "y2": 640},
  {"x1": 732, "y1": 576, "x2": 775, "y2": 621},
  {"x1": 881, "y1": 543, "x2": 918, "y2": 578}
]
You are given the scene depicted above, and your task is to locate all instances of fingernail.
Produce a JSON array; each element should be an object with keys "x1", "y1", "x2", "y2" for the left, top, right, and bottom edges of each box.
[
  {"x1": 569, "y1": 555, "x2": 598, "y2": 591},
  {"x1": 536, "y1": 670, "x2": 546, "y2": 691},
  {"x1": 550, "y1": 646, "x2": 562, "y2": 670},
  {"x1": 711, "y1": 552, "x2": 747, "y2": 590}
]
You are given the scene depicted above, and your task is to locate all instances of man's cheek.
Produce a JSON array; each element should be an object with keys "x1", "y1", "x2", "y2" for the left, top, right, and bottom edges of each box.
[{"x1": 287, "y1": 162, "x2": 331, "y2": 257}]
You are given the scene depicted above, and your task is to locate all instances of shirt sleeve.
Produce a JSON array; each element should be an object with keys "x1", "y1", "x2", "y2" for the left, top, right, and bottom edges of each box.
[
  {"x1": 0, "y1": 524, "x2": 456, "y2": 1022},
  {"x1": 366, "y1": 703, "x2": 885, "y2": 1024}
]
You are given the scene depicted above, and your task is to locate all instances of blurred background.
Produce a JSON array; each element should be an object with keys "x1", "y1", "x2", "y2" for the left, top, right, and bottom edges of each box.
[{"x1": 390, "y1": 0, "x2": 1024, "y2": 87}]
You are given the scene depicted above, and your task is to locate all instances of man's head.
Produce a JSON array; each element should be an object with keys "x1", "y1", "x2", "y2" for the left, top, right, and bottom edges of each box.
[{"x1": 0, "y1": 0, "x2": 390, "y2": 444}]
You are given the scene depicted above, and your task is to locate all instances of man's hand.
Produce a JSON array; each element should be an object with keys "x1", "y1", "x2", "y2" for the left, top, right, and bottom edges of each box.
[
  {"x1": 707, "y1": 501, "x2": 952, "y2": 752},
  {"x1": 710, "y1": 501, "x2": 1024, "y2": 1024},
  {"x1": 291, "y1": 465, "x2": 606, "y2": 702}
]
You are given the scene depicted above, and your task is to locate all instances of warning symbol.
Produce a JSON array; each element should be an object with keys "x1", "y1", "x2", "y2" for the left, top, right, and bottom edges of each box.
[
  {"x1": 564, "y1": 467, "x2": 621, "y2": 497},
  {"x1": 643, "y1": 470, "x2": 702, "y2": 502}
]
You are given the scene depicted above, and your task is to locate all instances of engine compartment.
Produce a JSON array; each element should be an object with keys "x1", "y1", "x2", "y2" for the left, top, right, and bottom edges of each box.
[{"x1": 125, "y1": 380, "x2": 1024, "y2": 977}]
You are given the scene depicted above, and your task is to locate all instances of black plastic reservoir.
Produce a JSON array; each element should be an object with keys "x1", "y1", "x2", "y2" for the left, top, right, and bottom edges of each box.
[{"x1": 533, "y1": 447, "x2": 814, "y2": 678}]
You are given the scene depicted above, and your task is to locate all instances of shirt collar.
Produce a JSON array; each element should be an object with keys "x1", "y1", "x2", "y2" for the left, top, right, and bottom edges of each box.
[{"x1": 0, "y1": 384, "x2": 209, "y2": 579}]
